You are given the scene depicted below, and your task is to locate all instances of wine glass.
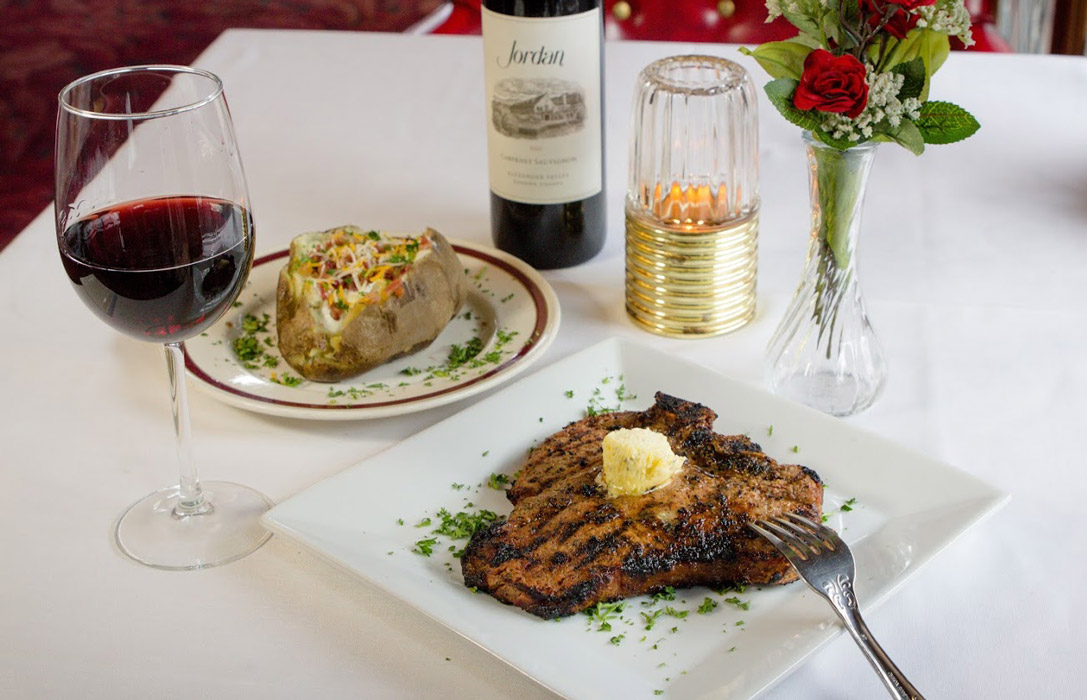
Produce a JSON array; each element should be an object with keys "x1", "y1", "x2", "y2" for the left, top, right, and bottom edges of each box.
[{"x1": 55, "y1": 65, "x2": 273, "y2": 570}]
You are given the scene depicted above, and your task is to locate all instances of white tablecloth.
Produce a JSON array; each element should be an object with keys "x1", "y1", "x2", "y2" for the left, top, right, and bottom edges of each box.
[{"x1": 2, "y1": 29, "x2": 1085, "y2": 699}]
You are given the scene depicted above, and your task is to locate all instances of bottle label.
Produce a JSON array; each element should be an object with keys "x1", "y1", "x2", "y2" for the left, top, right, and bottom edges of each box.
[{"x1": 482, "y1": 6, "x2": 603, "y2": 204}]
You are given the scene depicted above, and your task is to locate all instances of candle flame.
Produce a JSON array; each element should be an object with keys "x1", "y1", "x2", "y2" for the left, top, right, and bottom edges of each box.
[{"x1": 646, "y1": 181, "x2": 733, "y2": 227}]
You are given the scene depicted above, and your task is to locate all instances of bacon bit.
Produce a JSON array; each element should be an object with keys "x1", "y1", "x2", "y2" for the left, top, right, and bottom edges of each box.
[{"x1": 295, "y1": 229, "x2": 430, "y2": 318}]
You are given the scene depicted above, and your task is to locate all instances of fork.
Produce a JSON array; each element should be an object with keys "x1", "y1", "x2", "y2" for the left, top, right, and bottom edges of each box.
[{"x1": 750, "y1": 513, "x2": 926, "y2": 700}]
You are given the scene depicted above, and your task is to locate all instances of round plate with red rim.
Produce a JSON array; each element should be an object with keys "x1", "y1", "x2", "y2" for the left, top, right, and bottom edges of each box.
[{"x1": 183, "y1": 239, "x2": 560, "y2": 420}]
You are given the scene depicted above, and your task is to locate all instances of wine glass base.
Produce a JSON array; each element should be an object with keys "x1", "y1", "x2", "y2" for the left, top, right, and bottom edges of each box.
[{"x1": 114, "y1": 481, "x2": 274, "y2": 571}]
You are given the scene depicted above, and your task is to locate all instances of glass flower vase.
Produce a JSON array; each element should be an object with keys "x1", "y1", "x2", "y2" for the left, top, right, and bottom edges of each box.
[{"x1": 765, "y1": 131, "x2": 886, "y2": 417}]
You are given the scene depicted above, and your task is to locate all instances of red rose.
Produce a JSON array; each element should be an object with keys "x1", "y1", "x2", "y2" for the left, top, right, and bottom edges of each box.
[
  {"x1": 793, "y1": 49, "x2": 869, "y2": 119},
  {"x1": 860, "y1": 0, "x2": 919, "y2": 39}
]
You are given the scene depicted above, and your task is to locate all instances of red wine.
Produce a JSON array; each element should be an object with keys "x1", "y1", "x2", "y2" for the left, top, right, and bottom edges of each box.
[
  {"x1": 482, "y1": 0, "x2": 605, "y2": 269},
  {"x1": 59, "y1": 195, "x2": 253, "y2": 341}
]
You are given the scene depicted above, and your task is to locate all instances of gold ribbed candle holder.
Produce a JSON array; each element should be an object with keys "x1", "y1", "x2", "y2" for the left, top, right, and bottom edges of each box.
[
  {"x1": 625, "y1": 206, "x2": 757, "y2": 337},
  {"x1": 625, "y1": 55, "x2": 760, "y2": 338}
]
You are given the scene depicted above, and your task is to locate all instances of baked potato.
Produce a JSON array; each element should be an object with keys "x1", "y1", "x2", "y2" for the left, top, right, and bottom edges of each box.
[{"x1": 276, "y1": 225, "x2": 468, "y2": 382}]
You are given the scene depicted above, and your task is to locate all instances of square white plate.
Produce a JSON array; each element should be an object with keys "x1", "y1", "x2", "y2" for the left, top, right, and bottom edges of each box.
[{"x1": 263, "y1": 337, "x2": 1007, "y2": 699}]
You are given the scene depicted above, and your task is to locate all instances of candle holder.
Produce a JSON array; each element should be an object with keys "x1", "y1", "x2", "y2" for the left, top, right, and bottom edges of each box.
[{"x1": 625, "y1": 55, "x2": 759, "y2": 337}]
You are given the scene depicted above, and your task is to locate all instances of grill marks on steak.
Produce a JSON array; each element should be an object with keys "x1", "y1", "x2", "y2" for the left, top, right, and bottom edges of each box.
[{"x1": 460, "y1": 392, "x2": 823, "y2": 619}]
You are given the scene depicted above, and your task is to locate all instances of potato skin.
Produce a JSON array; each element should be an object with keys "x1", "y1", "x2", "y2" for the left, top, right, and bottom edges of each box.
[{"x1": 276, "y1": 229, "x2": 468, "y2": 382}]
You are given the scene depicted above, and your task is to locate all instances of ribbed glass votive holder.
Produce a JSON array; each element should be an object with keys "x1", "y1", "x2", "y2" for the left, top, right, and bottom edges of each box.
[{"x1": 625, "y1": 55, "x2": 759, "y2": 337}]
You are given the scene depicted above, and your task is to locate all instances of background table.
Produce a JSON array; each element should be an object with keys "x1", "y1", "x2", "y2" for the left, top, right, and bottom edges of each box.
[{"x1": 2, "y1": 29, "x2": 1085, "y2": 699}]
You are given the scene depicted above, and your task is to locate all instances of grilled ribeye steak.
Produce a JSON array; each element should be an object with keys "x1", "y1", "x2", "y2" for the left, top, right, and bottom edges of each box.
[{"x1": 460, "y1": 392, "x2": 823, "y2": 619}]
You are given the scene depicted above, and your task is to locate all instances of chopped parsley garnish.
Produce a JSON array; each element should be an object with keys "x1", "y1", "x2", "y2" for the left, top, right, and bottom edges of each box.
[
  {"x1": 232, "y1": 336, "x2": 261, "y2": 363},
  {"x1": 823, "y1": 497, "x2": 860, "y2": 521},
  {"x1": 409, "y1": 503, "x2": 498, "y2": 558},
  {"x1": 585, "y1": 375, "x2": 638, "y2": 417},
  {"x1": 642, "y1": 609, "x2": 664, "y2": 630},
  {"x1": 723, "y1": 596, "x2": 750, "y2": 611},
  {"x1": 663, "y1": 606, "x2": 688, "y2": 619},
  {"x1": 412, "y1": 538, "x2": 438, "y2": 556},
  {"x1": 486, "y1": 473, "x2": 510, "y2": 490},
  {"x1": 446, "y1": 338, "x2": 484, "y2": 369},
  {"x1": 431, "y1": 507, "x2": 498, "y2": 540},
  {"x1": 241, "y1": 313, "x2": 270, "y2": 334},
  {"x1": 584, "y1": 601, "x2": 624, "y2": 632},
  {"x1": 232, "y1": 313, "x2": 281, "y2": 371},
  {"x1": 564, "y1": 390, "x2": 574, "y2": 398},
  {"x1": 697, "y1": 598, "x2": 719, "y2": 615},
  {"x1": 398, "y1": 329, "x2": 520, "y2": 383}
]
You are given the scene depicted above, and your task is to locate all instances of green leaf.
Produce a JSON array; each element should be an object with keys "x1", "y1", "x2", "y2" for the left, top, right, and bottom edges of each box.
[
  {"x1": 764, "y1": 80, "x2": 863, "y2": 152},
  {"x1": 740, "y1": 41, "x2": 812, "y2": 81},
  {"x1": 883, "y1": 29, "x2": 950, "y2": 101},
  {"x1": 790, "y1": 31, "x2": 824, "y2": 49},
  {"x1": 808, "y1": 126, "x2": 863, "y2": 152},
  {"x1": 781, "y1": 7, "x2": 821, "y2": 35},
  {"x1": 880, "y1": 118, "x2": 926, "y2": 155},
  {"x1": 915, "y1": 101, "x2": 981, "y2": 144},
  {"x1": 890, "y1": 57, "x2": 925, "y2": 101},
  {"x1": 924, "y1": 34, "x2": 951, "y2": 76},
  {"x1": 764, "y1": 79, "x2": 823, "y2": 132}
]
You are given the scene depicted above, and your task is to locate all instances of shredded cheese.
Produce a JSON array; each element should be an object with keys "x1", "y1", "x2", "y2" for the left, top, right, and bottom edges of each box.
[{"x1": 287, "y1": 226, "x2": 433, "y2": 332}]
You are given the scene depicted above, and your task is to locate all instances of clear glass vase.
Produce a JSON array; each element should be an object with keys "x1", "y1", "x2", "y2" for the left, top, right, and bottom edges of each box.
[{"x1": 765, "y1": 131, "x2": 886, "y2": 417}]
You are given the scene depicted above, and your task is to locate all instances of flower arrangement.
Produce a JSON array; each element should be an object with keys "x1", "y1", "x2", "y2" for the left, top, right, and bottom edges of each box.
[
  {"x1": 741, "y1": 0, "x2": 980, "y2": 154},
  {"x1": 753, "y1": 2, "x2": 984, "y2": 415}
]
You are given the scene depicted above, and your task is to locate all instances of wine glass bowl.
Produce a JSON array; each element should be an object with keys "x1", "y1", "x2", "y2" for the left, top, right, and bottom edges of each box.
[
  {"x1": 55, "y1": 65, "x2": 272, "y2": 570},
  {"x1": 59, "y1": 194, "x2": 252, "y2": 341}
]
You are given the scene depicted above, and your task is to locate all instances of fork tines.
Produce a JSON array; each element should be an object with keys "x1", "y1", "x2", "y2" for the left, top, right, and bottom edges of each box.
[{"x1": 750, "y1": 512, "x2": 839, "y2": 561}]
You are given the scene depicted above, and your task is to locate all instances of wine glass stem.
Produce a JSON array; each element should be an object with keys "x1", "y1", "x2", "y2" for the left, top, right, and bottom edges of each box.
[{"x1": 165, "y1": 342, "x2": 210, "y2": 517}]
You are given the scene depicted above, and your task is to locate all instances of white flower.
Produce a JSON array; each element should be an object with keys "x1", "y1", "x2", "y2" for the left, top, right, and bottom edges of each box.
[
  {"x1": 818, "y1": 65, "x2": 919, "y2": 142},
  {"x1": 917, "y1": 0, "x2": 974, "y2": 46}
]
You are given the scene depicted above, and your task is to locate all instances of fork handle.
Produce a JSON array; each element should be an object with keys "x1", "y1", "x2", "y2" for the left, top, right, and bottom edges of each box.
[{"x1": 835, "y1": 602, "x2": 926, "y2": 700}]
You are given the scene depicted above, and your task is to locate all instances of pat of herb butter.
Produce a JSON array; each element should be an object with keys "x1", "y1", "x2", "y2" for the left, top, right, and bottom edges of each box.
[{"x1": 600, "y1": 428, "x2": 684, "y2": 498}]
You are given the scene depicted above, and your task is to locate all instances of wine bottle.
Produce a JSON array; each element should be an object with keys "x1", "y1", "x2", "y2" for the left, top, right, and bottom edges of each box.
[{"x1": 481, "y1": 0, "x2": 606, "y2": 269}]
